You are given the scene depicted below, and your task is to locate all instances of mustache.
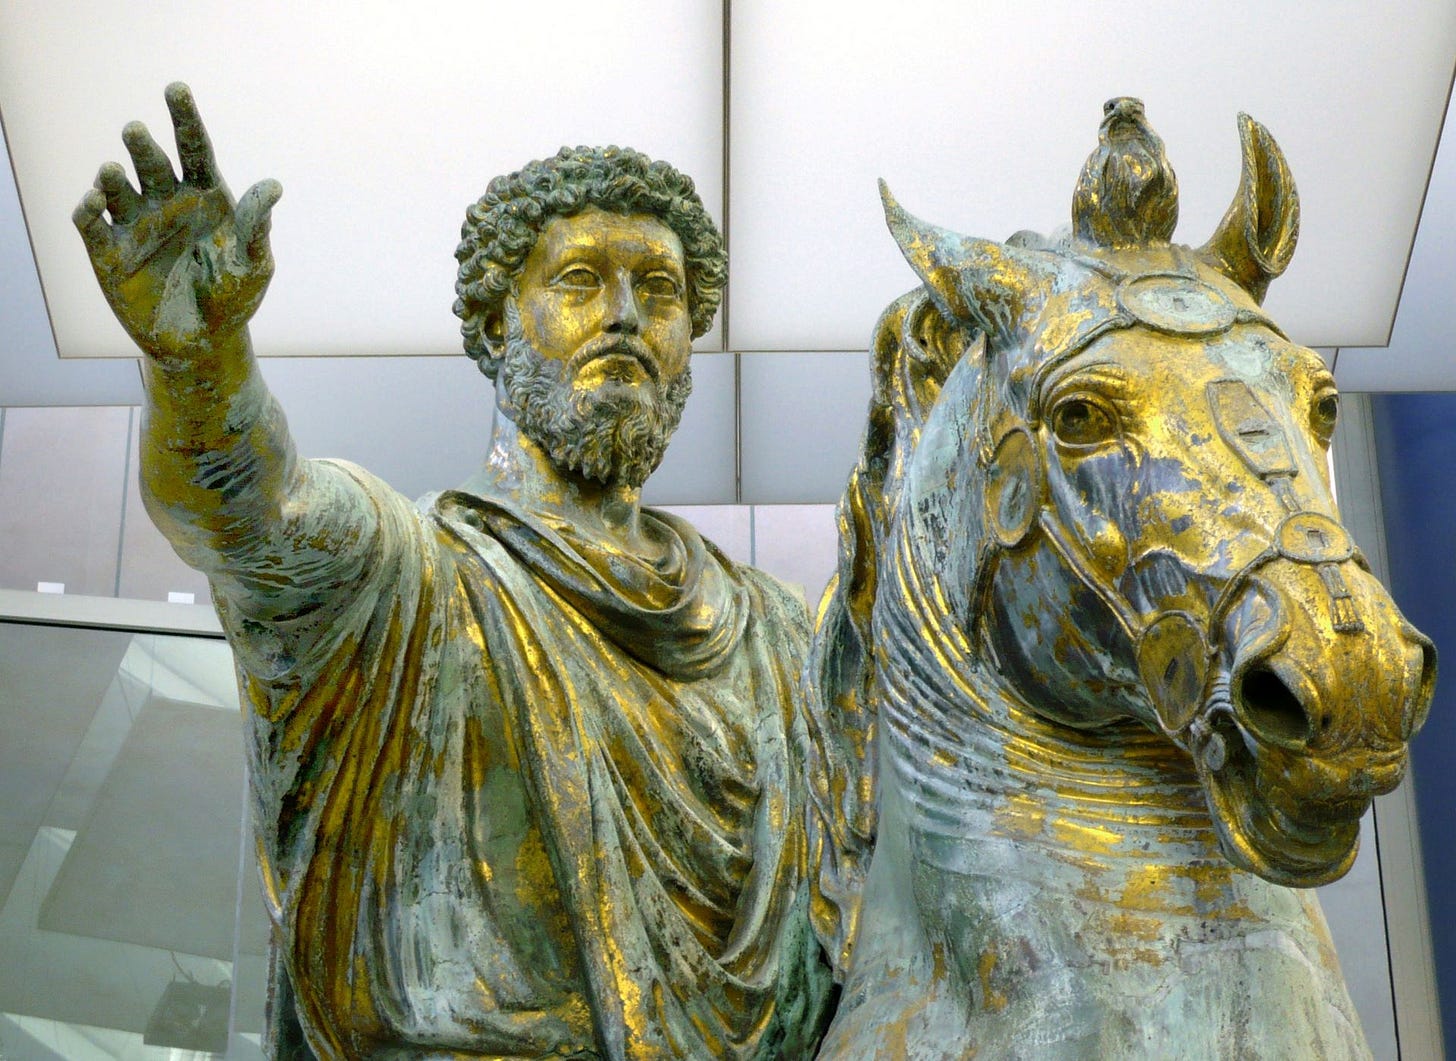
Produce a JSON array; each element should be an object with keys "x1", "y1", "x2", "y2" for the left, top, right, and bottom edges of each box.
[{"x1": 565, "y1": 334, "x2": 659, "y2": 384}]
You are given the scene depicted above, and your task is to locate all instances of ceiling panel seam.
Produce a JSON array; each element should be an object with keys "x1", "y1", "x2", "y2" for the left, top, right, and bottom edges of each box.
[
  {"x1": 731, "y1": 349, "x2": 869, "y2": 356},
  {"x1": 721, "y1": 0, "x2": 732, "y2": 354},
  {"x1": 733, "y1": 352, "x2": 742, "y2": 504},
  {"x1": 1381, "y1": 61, "x2": 1456, "y2": 350},
  {"x1": 724, "y1": 1, "x2": 741, "y2": 504}
]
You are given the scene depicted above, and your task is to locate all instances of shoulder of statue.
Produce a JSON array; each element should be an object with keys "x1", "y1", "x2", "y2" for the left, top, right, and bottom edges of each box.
[
  {"x1": 424, "y1": 487, "x2": 529, "y2": 568},
  {"x1": 736, "y1": 562, "x2": 813, "y2": 643}
]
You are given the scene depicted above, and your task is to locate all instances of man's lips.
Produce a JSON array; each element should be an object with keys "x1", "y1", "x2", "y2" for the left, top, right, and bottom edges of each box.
[{"x1": 567, "y1": 338, "x2": 659, "y2": 384}]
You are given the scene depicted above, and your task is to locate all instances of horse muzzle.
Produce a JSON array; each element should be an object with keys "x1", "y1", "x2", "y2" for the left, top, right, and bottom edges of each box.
[{"x1": 1197, "y1": 558, "x2": 1435, "y2": 885}]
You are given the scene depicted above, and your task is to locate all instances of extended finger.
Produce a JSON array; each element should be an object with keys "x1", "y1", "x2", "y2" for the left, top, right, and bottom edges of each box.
[
  {"x1": 235, "y1": 178, "x2": 283, "y2": 262},
  {"x1": 72, "y1": 188, "x2": 117, "y2": 262},
  {"x1": 95, "y1": 162, "x2": 142, "y2": 223},
  {"x1": 122, "y1": 120, "x2": 178, "y2": 198},
  {"x1": 165, "y1": 82, "x2": 220, "y2": 188}
]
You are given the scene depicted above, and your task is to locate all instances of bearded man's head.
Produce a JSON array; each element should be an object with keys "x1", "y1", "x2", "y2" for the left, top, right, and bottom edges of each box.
[{"x1": 452, "y1": 146, "x2": 723, "y2": 487}]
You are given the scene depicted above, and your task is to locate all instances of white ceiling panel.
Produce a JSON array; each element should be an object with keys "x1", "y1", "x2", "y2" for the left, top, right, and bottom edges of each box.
[
  {"x1": 752, "y1": 504, "x2": 839, "y2": 606},
  {"x1": 0, "y1": 0, "x2": 723, "y2": 360},
  {"x1": 729, "y1": 1, "x2": 1456, "y2": 353},
  {"x1": 258, "y1": 355, "x2": 496, "y2": 499},
  {"x1": 0, "y1": 147, "x2": 140, "y2": 405},
  {"x1": 1337, "y1": 86, "x2": 1456, "y2": 392}
]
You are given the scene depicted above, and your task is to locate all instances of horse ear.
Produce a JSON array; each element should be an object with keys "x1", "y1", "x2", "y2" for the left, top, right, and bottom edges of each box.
[
  {"x1": 1196, "y1": 114, "x2": 1299, "y2": 304},
  {"x1": 879, "y1": 180, "x2": 1046, "y2": 343}
]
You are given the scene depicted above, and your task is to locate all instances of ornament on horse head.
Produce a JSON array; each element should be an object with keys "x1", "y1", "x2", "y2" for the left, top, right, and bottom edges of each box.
[
  {"x1": 877, "y1": 99, "x2": 1298, "y2": 387},
  {"x1": 875, "y1": 98, "x2": 1305, "y2": 623}
]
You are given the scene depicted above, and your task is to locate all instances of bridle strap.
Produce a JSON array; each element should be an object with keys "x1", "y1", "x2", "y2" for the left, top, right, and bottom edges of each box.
[{"x1": 972, "y1": 410, "x2": 1364, "y2": 760}]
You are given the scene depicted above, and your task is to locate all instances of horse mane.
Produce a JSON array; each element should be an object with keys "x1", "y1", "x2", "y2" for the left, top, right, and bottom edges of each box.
[{"x1": 805, "y1": 289, "x2": 975, "y2": 976}]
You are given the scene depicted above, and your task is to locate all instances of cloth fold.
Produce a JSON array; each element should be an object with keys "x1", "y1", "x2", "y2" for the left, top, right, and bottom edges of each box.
[
  {"x1": 437, "y1": 491, "x2": 749, "y2": 681},
  {"x1": 224, "y1": 472, "x2": 831, "y2": 1060}
]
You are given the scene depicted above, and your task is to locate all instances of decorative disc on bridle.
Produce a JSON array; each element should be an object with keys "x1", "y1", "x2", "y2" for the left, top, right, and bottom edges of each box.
[
  {"x1": 984, "y1": 427, "x2": 1041, "y2": 548},
  {"x1": 1115, "y1": 274, "x2": 1239, "y2": 336}
]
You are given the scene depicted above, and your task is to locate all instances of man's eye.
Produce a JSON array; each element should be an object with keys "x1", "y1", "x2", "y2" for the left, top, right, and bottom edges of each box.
[
  {"x1": 553, "y1": 267, "x2": 600, "y2": 289},
  {"x1": 638, "y1": 274, "x2": 682, "y2": 299}
]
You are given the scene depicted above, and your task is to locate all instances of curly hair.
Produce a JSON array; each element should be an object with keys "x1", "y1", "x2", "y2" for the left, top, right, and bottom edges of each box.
[{"x1": 454, "y1": 145, "x2": 726, "y2": 378}]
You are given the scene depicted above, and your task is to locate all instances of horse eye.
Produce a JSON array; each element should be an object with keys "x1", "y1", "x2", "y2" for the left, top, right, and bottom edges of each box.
[
  {"x1": 1051, "y1": 397, "x2": 1117, "y2": 446},
  {"x1": 1311, "y1": 391, "x2": 1340, "y2": 443}
]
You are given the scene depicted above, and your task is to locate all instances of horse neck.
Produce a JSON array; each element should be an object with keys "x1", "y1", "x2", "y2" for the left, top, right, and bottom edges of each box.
[
  {"x1": 848, "y1": 559, "x2": 1358, "y2": 1061},
  {"x1": 873, "y1": 539, "x2": 1303, "y2": 932}
]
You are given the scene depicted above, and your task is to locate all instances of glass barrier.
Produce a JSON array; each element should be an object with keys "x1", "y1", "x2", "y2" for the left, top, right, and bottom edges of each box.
[{"x1": 0, "y1": 621, "x2": 265, "y2": 1059}]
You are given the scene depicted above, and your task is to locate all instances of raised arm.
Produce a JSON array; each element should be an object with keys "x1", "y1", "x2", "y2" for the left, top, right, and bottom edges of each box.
[{"x1": 75, "y1": 84, "x2": 377, "y2": 616}]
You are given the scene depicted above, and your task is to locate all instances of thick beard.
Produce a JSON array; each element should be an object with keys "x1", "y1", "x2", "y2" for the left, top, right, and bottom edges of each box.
[{"x1": 499, "y1": 309, "x2": 692, "y2": 488}]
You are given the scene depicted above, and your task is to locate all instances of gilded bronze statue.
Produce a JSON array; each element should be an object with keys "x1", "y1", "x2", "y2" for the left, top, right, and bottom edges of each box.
[
  {"x1": 805, "y1": 99, "x2": 1436, "y2": 1058},
  {"x1": 76, "y1": 84, "x2": 832, "y2": 1059}
]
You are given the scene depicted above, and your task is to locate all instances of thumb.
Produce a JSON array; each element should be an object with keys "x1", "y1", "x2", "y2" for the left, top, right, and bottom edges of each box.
[{"x1": 235, "y1": 179, "x2": 283, "y2": 262}]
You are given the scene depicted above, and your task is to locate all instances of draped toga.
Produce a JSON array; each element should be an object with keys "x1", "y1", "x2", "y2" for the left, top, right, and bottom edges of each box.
[{"x1": 216, "y1": 463, "x2": 831, "y2": 1059}]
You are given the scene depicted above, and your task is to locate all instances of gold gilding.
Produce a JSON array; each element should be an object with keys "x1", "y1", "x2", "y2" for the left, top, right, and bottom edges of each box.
[
  {"x1": 808, "y1": 99, "x2": 1432, "y2": 1058},
  {"x1": 80, "y1": 86, "x2": 832, "y2": 1058}
]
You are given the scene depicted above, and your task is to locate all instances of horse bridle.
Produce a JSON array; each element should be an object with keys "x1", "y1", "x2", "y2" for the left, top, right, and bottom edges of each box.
[{"x1": 965, "y1": 267, "x2": 1366, "y2": 770}]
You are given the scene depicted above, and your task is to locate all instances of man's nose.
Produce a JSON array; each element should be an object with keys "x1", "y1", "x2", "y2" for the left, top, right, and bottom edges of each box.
[{"x1": 604, "y1": 275, "x2": 640, "y2": 335}]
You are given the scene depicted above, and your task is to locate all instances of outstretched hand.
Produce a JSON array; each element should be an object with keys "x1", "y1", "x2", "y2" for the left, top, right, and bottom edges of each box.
[{"x1": 74, "y1": 82, "x2": 281, "y2": 359}]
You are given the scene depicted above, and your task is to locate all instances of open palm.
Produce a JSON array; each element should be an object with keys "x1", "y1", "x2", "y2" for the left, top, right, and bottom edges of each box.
[{"x1": 73, "y1": 82, "x2": 281, "y2": 359}]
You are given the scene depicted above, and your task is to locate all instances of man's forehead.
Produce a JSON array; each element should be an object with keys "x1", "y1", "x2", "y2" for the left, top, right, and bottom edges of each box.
[{"x1": 534, "y1": 207, "x2": 685, "y2": 267}]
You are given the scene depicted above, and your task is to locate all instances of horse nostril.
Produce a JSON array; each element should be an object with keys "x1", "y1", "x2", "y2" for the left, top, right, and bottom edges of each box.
[
  {"x1": 1406, "y1": 638, "x2": 1438, "y2": 738},
  {"x1": 1236, "y1": 665, "x2": 1312, "y2": 746}
]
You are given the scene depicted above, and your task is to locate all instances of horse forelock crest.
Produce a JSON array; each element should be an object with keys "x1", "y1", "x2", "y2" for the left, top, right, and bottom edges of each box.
[
  {"x1": 882, "y1": 99, "x2": 1299, "y2": 393},
  {"x1": 1072, "y1": 97, "x2": 1179, "y2": 250}
]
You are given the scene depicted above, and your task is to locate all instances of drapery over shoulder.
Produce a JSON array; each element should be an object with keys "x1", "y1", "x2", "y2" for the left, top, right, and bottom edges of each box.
[{"x1": 213, "y1": 461, "x2": 832, "y2": 1059}]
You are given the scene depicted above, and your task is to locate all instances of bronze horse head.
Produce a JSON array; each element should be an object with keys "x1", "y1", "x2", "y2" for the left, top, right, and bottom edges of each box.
[
  {"x1": 883, "y1": 97, "x2": 1433, "y2": 886},
  {"x1": 807, "y1": 98, "x2": 1435, "y2": 1057}
]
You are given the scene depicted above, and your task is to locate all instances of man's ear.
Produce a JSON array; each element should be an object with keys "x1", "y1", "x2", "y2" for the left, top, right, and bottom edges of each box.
[{"x1": 482, "y1": 306, "x2": 506, "y2": 357}]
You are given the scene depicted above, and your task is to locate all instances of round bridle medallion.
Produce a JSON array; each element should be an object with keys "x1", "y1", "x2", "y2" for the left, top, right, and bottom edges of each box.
[
  {"x1": 1116, "y1": 274, "x2": 1238, "y2": 336},
  {"x1": 984, "y1": 427, "x2": 1041, "y2": 548},
  {"x1": 1276, "y1": 512, "x2": 1356, "y2": 565}
]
